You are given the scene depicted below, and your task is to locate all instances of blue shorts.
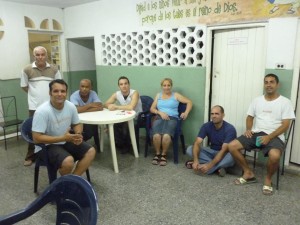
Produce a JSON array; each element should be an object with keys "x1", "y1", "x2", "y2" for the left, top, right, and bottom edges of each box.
[
  {"x1": 151, "y1": 115, "x2": 177, "y2": 136},
  {"x1": 236, "y1": 132, "x2": 284, "y2": 156}
]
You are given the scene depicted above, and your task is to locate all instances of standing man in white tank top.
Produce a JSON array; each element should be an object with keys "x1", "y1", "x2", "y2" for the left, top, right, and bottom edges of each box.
[{"x1": 105, "y1": 76, "x2": 142, "y2": 154}]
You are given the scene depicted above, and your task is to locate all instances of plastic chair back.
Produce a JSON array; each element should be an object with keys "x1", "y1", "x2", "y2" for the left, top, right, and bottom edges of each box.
[
  {"x1": 172, "y1": 103, "x2": 187, "y2": 163},
  {"x1": 21, "y1": 117, "x2": 57, "y2": 192},
  {"x1": 136, "y1": 96, "x2": 154, "y2": 151},
  {"x1": 20, "y1": 116, "x2": 34, "y2": 144},
  {"x1": 0, "y1": 175, "x2": 99, "y2": 225}
]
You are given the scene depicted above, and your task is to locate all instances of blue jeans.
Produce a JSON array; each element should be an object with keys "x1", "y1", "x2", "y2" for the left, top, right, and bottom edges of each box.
[{"x1": 186, "y1": 146, "x2": 235, "y2": 174}]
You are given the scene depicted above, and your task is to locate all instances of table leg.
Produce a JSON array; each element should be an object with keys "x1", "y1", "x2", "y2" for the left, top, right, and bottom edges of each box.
[
  {"x1": 100, "y1": 125, "x2": 104, "y2": 153},
  {"x1": 128, "y1": 119, "x2": 139, "y2": 158},
  {"x1": 108, "y1": 124, "x2": 119, "y2": 173}
]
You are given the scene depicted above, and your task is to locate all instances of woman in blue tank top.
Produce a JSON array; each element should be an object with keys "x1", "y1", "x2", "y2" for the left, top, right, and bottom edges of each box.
[{"x1": 150, "y1": 78, "x2": 192, "y2": 166}]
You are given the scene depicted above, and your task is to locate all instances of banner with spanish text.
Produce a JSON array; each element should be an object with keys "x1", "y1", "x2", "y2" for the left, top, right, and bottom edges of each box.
[{"x1": 136, "y1": 0, "x2": 300, "y2": 26}]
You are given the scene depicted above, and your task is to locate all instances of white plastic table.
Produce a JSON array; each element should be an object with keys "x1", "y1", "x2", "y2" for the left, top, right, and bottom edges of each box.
[{"x1": 78, "y1": 110, "x2": 139, "y2": 173}]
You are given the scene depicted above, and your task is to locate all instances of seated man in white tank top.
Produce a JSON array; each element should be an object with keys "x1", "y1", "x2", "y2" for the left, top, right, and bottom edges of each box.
[{"x1": 105, "y1": 76, "x2": 142, "y2": 154}]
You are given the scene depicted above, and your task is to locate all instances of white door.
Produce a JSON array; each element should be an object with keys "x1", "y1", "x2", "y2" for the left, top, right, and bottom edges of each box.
[{"x1": 211, "y1": 27, "x2": 266, "y2": 136}]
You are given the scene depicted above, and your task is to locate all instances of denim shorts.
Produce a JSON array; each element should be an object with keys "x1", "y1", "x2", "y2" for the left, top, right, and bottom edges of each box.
[{"x1": 151, "y1": 115, "x2": 177, "y2": 137}]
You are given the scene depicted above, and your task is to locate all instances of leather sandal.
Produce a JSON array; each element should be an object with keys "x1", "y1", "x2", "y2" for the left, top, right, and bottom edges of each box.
[
  {"x1": 159, "y1": 155, "x2": 167, "y2": 166},
  {"x1": 152, "y1": 154, "x2": 160, "y2": 165}
]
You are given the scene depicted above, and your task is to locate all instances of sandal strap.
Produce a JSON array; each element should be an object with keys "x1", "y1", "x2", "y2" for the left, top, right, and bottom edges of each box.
[
  {"x1": 160, "y1": 155, "x2": 167, "y2": 161},
  {"x1": 152, "y1": 154, "x2": 160, "y2": 161}
]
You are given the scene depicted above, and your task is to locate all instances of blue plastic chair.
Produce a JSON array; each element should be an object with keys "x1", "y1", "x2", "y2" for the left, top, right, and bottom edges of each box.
[
  {"x1": 135, "y1": 95, "x2": 154, "y2": 153},
  {"x1": 21, "y1": 117, "x2": 91, "y2": 193},
  {"x1": 144, "y1": 102, "x2": 186, "y2": 163},
  {"x1": 0, "y1": 175, "x2": 99, "y2": 225}
]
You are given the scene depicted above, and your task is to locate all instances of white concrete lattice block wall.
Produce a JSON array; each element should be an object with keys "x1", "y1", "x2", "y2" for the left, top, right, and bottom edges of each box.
[{"x1": 101, "y1": 26, "x2": 206, "y2": 67}]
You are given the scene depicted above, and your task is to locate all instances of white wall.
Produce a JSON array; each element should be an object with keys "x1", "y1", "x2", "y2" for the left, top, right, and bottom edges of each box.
[
  {"x1": 266, "y1": 17, "x2": 298, "y2": 70},
  {"x1": 64, "y1": 0, "x2": 140, "y2": 37},
  {"x1": 63, "y1": 0, "x2": 300, "y2": 72},
  {"x1": 67, "y1": 39, "x2": 96, "y2": 71},
  {"x1": 0, "y1": 1, "x2": 63, "y2": 79}
]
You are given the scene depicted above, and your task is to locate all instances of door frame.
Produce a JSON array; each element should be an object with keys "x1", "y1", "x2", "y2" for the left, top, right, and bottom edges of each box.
[
  {"x1": 204, "y1": 22, "x2": 267, "y2": 123},
  {"x1": 287, "y1": 19, "x2": 300, "y2": 165},
  {"x1": 65, "y1": 37, "x2": 97, "y2": 94}
]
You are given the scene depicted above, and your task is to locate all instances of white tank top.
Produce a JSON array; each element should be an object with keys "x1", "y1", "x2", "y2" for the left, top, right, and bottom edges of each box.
[{"x1": 116, "y1": 89, "x2": 142, "y2": 114}]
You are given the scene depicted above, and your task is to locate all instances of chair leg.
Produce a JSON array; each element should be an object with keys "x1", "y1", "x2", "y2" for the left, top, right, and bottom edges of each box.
[
  {"x1": 93, "y1": 128, "x2": 100, "y2": 153},
  {"x1": 253, "y1": 151, "x2": 257, "y2": 169},
  {"x1": 34, "y1": 165, "x2": 39, "y2": 193},
  {"x1": 144, "y1": 137, "x2": 149, "y2": 158},
  {"x1": 173, "y1": 136, "x2": 179, "y2": 164},
  {"x1": 276, "y1": 166, "x2": 280, "y2": 190},
  {"x1": 144, "y1": 127, "x2": 150, "y2": 158},
  {"x1": 3, "y1": 128, "x2": 7, "y2": 150},
  {"x1": 135, "y1": 126, "x2": 140, "y2": 152},
  {"x1": 180, "y1": 134, "x2": 185, "y2": 154},
  {"x1": 281, "y1": 150, "x2": 286, "y2": 175},
  {"x1": 16, "y1": 125, "x2": 19, "y2": 140},
  {"x1": 86, "y1": 169, "x2": 91, "y2": 183}
]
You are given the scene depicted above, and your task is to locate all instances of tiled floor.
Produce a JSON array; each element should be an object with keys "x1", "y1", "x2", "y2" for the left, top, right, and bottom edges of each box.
[{"x1": 0, "y1": 136, "x2": 300, "y2": 225}]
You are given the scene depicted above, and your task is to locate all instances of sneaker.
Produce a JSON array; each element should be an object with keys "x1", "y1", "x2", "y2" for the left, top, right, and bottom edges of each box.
[
  {"x1": 218, "y1": 168, "x2": 226, "y2": 177},
  {"x1": 24, "y1": 160, "x2": 33, "y2": 166}
]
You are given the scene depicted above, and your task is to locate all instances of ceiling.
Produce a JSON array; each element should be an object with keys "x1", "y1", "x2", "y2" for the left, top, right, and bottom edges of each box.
[{"x1": 4, "y1": 0, "x2": 100, "y2": 9}]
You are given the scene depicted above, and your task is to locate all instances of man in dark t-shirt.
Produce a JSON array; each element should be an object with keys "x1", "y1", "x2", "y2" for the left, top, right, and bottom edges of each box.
[{"x1": 185, "y1": 105, "x2": 236, "y2": 176}]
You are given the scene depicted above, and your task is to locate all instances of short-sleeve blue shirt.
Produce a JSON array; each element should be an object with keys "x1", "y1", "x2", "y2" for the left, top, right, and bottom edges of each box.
[
  {"x1": 70, "y1": 90, "x2": 101, "y2": 106},
  {"x1": 32, "y1": 100, "x2": 79, "y2": 145},
  {"x1": 198, "y1": 121, "x2": 237, "y2": 151}
]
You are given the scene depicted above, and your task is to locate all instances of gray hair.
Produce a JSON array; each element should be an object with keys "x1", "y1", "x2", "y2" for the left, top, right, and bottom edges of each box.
[{"x1": 33, "y1": 46, "x2": 47, "y2": 56}]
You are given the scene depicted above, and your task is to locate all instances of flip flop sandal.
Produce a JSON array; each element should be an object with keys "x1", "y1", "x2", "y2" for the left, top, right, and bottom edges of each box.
[
  {"x1": 235, "y1": 177, "x2": 257, "y2": 185},
  {"x1": 152, "y1": 154, "x2": 160, "y2": 165},
  {"x1": 262, "y1": 185, "x2": 273, "y2": 195},
  {"x1": 185, "y1": 160, "x2": 193, "y2": 169},
  {"x1": 159, "y1": 155, "x2": 167, "y2": 166}
]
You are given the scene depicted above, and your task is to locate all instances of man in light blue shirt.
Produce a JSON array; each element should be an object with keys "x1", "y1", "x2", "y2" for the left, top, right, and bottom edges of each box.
[
  {"x1": 32, "y1": 79, "x2": 95, "y2": 176},
  {"x1": 70, "y1": 79, "x2": 103, "y2": 151}
]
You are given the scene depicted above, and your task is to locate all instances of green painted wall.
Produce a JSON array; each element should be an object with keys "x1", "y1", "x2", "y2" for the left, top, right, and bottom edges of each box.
[
  {"x1": 0, "y1": 68, "x2": 294, "y2": 146},
  {"x1": 96, "y1": 65, "x2": 206, "y2": 145},
  {"x1": 0, "y1": 79, "x2": 28, "y2": 134},
  {"x1": 0, "y1": 79, "x2": 28, "y2": 119},
  {"x1": 265, "y1": 69, "x2": 293, "y2": 98},
  {"x1": 63, "y1": 70, "x2": 97, "y2": 95}
]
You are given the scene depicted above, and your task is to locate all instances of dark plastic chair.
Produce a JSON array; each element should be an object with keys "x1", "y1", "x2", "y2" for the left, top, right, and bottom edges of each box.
[
  {"x1": 93, "y1": 126, "x2": 100, "y2": 152},
  {"x1": 243, "y1": 119, "x2": 295, "y2": 190},
  {"x1": 144, "y1": 102, "x2": 186, "y2": 164},
  {"x1": 0, "y1": 96, "x2": 23, "y2": 150},
  {"x1": 0, "y1": 175, "x2": 98, "y2": 225},
  {"x1": 21, "y1": 117, "x2": 91, "y2": 193},
  {"x1": 83, "y1": 124, "x2": 100, "y2": 152},
  {"x1": 135, "y1": 95, "x2": 154, "y2": 153}
]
